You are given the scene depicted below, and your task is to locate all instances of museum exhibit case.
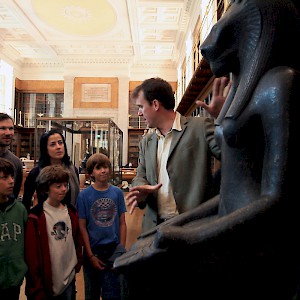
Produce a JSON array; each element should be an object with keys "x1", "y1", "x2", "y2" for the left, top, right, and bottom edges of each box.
[{"x1": 34, "y1": 117, "x2": 123, "y2": 185}]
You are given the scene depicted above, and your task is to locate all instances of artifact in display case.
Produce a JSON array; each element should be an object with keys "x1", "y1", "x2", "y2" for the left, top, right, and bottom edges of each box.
[{"x1": 34, "y1": 117, "x2": 123, "y2": 185}]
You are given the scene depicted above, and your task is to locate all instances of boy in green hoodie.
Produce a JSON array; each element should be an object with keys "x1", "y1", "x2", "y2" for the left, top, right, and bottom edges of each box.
[{"x1": 0, "y1": 157, "x2": 28, "y2": 299}]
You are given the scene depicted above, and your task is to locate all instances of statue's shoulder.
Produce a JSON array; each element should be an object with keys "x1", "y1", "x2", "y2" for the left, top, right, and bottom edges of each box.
[
  {"x1": 249, "y1": 66, "x2": 300, "y2": 115},
  {"x1": 257, "y1": 66, "x2": 300, "y2": 92}
]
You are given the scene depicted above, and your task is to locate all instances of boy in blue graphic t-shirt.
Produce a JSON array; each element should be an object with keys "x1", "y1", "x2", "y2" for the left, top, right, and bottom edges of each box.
[{"x1": 76, "y1": 153, "x2": 127, "y2": 300}]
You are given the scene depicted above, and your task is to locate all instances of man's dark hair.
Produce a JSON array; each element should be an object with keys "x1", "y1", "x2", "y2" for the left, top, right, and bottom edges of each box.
[
  {"x1": 131, "y1": 77, "x2": 175, "y2": 110},
  {"x1": 0, "y1": 113, "x2": 14, "y2": 123}
]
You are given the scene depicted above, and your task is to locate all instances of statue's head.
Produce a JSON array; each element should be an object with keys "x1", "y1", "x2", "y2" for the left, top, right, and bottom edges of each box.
[
  {"x1": 201, "y1": 0, "x2": 300, "y2": 77},
  {"x1": 201, "y1": 0, "x2": 300, "y2": 119}
]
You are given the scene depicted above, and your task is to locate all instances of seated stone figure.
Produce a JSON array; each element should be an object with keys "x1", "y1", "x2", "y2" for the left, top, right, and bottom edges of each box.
[{"x1": 115, "y1": 1, "x2": 300, "y2": 299}]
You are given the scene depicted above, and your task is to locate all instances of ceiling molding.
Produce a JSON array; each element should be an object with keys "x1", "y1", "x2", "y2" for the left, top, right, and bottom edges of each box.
[{"x1": 0, "y1": 0, "x2": 195, "y2": 78}]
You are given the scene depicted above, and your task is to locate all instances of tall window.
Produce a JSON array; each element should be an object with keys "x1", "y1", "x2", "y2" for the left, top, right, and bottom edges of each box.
[
  {"x1": 0, "y1": 60, "x2": 13, "y2": 115},
  {"x1": 217, "y1": 0, "x2": 225, "y2": 20}
]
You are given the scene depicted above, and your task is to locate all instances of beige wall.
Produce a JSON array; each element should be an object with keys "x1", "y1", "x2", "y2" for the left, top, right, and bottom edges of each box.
[
  {"x1": 15, "y1": 77, "x2": 130, "y2": 165},
  {"x1": 15, "y1": 77, "x2": 177, "y2": 166}
]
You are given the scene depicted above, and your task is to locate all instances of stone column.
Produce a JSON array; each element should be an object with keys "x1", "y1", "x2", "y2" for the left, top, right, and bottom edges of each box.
[{"x1": 63, "y1": 76, "x2": 74, "y2": 118}]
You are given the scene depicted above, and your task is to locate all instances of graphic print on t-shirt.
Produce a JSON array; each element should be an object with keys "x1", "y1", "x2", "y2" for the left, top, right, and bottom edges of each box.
[
  {"x1": 51, "y1": 221, "x2": 69, "y2": 241},
  {"x1": 91, "y1": 198, "x2": 117, "y2": 227}
]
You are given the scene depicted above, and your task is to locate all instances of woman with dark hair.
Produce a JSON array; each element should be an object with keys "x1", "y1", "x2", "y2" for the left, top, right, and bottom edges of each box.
[{"x1": 22, "y1": 129, "x2": 80, "y2": 213}]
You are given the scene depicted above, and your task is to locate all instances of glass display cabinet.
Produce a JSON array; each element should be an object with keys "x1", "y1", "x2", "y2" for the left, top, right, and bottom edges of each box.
[{"x1": 34, "y1": 117, "x2": 123, "y2": 185}]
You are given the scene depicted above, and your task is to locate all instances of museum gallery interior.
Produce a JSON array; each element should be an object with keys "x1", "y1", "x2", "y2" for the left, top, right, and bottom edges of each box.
[
  {"x1": 1, "y1": 1, "x2": 236, "y2": 299},
  {"x1": 2, "y1": 0, "x2": 300, "y2": 299},
  {"x1": 0, "y1": 0, "x2": 222, "y2": 178}
]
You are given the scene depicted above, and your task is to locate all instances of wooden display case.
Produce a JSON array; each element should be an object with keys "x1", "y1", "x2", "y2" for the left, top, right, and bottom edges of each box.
[
  {"x1": 34, "y1": 117, "x2": 123, "y2": 185},
  {"x1": 11, "y1": 127, "x2": 35, "y2": 159},
  {"x1": 121, "y1": 167, "x2": 136, "y2": 183},
  {"x1": 128, "y1": 129, "x2": 145, "y2": 168}
]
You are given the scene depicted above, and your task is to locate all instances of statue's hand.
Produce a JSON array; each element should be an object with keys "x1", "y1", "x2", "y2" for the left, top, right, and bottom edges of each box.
[{"x1": 154, "y1": 225, "x2": 187, "y2": 249}]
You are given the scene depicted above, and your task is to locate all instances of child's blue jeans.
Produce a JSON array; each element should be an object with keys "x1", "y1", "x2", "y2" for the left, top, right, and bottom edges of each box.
[{"x1": 83, "y1": 243, "x2": 126, "y2": 300}]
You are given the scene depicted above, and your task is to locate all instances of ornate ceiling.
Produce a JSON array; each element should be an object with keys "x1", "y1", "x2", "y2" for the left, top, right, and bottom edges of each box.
[{"x1": 0, "y1": 0, "x2": 196, "y2": 74}]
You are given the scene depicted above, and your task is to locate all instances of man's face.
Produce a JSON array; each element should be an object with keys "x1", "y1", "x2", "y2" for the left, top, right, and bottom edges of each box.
[
  {"x1": 135, "y1": 91, "x2": 157, "y2": 128},
  {"x1": 0, "y1": 119, "x2": 14, "y2": 147}
]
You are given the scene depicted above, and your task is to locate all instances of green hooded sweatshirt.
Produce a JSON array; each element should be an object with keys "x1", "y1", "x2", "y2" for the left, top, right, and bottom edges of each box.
[{"x1": 0, "y1": 199, "x2": 28, "y2": 289}]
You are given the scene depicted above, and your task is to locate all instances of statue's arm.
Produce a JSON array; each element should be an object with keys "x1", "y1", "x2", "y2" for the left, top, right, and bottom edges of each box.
[
  {"x1": 139, "y1": 195, "x2": 219, "y2": 239},
  {"x1": 258, "y1": 67, "x2": 299, "y2": 198},
  {"x1": 155, "y1": 195, "x2": 274, "y2": 248}
]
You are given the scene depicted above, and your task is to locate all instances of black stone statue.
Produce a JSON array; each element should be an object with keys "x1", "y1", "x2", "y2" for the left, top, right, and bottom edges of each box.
[{"x1": 115, "y1": 1, "x2": 300, "y2": 299}]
